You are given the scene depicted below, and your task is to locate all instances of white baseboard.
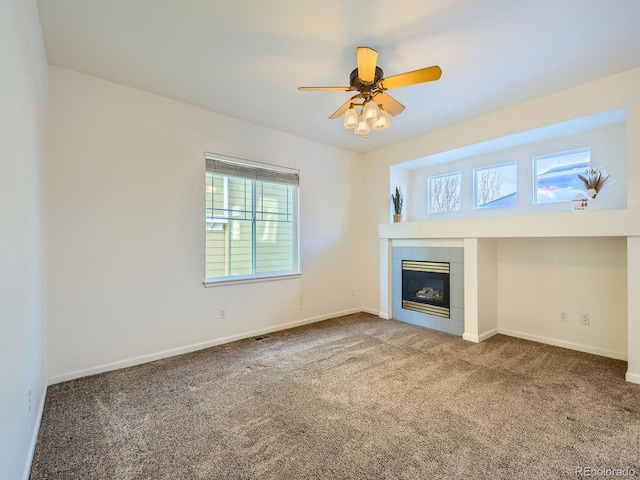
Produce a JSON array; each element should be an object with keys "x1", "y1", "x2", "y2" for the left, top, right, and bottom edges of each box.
[
  {"x1": 22, "y1": 385, "x2": 46, "y2": 480},
  {"x1": 462, "y1": 328, "x2": 498, "y2": 343},
  {"x1": 462, "y1": 333, "x2": 480, "y2": 343},
  {"x1": 497, "y1": 328, "x2": 627, "y2": 361},
  {"x1": 478, "y1": 328, "x2": 499, "y2": 342},
  {"x1": 625, "y1": 371, "x2": 640, "y2": 384},
  {"x1": 47, "y1": 308, "x2": 369, "y2": 385},
  {"x1": 361, "y1": 307, "x2": 379, "y2": 316}
]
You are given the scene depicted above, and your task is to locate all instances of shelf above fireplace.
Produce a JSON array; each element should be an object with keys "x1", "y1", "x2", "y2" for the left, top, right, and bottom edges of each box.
[{"x1": 380, "y1": 208, "x2": 640, "y2": 240}]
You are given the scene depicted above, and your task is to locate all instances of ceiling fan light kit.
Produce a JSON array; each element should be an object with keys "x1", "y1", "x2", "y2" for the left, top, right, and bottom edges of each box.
[
  {"x1": 373, "y1": 107, "x2": 390, "y2": 130},
  {"x1": 299, "y1": 46, "x2": 441, "y2": 137},
  {"x1": 355, "y1": 115, "x2": 370, "y2": 136},
  {"x1": 363, "y1": 99, "x2": 380, "y2": 123},
  {"x1": 343, "y1": 101, "x2": 387, "y2": 137},
  {"x1": 343, "y1": 105, "x2": 358, "y2": 129}
]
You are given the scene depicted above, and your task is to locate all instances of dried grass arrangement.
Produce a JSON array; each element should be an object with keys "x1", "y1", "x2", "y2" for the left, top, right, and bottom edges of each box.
[
  {"x1": 577, "y1": 167, "x2": 614, "y2": 199},
  {"x1": 391, "y1": 186, "x2": 404, "y2": 223},
  {"x1": 391, "y1": 186, "x2": 404, "y2": 215}
]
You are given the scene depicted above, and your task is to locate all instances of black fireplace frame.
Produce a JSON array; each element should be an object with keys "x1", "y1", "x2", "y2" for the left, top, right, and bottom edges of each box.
[{"x1": 401, "y1": 260, "x2": 451, "y2": 318}]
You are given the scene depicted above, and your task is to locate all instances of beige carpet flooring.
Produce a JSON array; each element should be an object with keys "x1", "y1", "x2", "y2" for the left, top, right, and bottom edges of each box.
[{"x1": 30, "y1": 313, "x2": 640, "y2": 479}]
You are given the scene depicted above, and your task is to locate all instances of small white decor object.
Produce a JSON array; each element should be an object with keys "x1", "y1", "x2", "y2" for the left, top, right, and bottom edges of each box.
[{"x1": 572, "y1": 193, "x2": 588, "y2": 212}]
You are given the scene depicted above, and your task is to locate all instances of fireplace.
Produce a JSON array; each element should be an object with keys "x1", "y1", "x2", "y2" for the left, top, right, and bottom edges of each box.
[{"x1": 402, "y1": 260, "x2": 450, "y2": 318}]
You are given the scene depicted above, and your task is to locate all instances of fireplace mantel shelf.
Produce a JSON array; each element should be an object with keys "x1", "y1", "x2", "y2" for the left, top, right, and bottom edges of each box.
[{"x1": 379, "y1": 208, "x2": 640, "y2": 240}]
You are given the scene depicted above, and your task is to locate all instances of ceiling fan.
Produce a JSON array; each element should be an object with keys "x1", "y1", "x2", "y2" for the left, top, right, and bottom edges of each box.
[{"x1": 298, "y1": 46, "x2": 442, "y2": 136}]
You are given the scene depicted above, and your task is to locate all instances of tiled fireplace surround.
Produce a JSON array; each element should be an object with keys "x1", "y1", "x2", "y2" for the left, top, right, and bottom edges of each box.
[
  {"x1": 379, "y1": 209, "x2": 640, "y2": 384},
  {"x1": 392, "y1": 246, "x2": 464, "y2": 336}
]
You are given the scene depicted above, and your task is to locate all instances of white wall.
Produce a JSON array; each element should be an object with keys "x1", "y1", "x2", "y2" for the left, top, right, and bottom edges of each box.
[
  {"x1": 497, "y1": 237, "x2": 627, "y2": 359},
  {"x1": 47, "y1": 66, "x2": 364, "y2": 382},
  {"x1": 362, "y1": 67, "x2": 640, "y2": 372},
  {"x1": 477, "y1": 239, "x2": 498, "y2": 338},
  {"x1": 0, "y1": 1, "x2": 48, "y2": 478}
]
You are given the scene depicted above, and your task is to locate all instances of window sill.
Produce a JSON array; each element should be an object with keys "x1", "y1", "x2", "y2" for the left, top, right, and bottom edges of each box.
[{"x1": 203, "y1": 272, "x2": 301, "y2": 288}]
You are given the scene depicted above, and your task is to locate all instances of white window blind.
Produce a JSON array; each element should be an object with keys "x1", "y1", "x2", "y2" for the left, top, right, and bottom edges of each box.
[{"x1": 206, "y1": 158, "x2": 299, "y2": 186}]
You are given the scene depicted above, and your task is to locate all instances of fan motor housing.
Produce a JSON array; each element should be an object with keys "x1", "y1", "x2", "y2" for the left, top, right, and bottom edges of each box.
[{"x1": 350, "y1": 66, "x2": 384, "y2": 91}]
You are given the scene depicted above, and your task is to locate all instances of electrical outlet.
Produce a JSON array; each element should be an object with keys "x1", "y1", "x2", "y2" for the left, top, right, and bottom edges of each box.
[
  {"x1": 27, "y1": 389, "x2": 32, "y2": 412},
  {"x1": 220, "y1": 308, "x2": 227, "y2": 320},
  {"x1": 580, "y1": 313, "x2": 590, "y2": 325},
  {"x1": 352, "y1": 289, "x2": 356, "y2": 297},
  {"x1": 560, "y1": 312, "x2": 568, "y2": 322}
]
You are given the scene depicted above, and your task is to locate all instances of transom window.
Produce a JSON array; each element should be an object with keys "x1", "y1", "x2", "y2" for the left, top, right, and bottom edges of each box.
[
  {"x1": 533, "y1": 147, "x2": 591, "y2": 204},
  {"x1": 428, "y1": 171, "x2": 462, "y2": 213},
  {"x1": 205, "y1": 154, "x2": 299, "y2": 283},
  {"x1": 473, "y1": 161, "x2": 518, "y2": 209}
]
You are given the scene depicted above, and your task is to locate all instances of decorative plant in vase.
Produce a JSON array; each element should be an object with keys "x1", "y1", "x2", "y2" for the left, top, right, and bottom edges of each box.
[
  {"x1": 391, "y1": 186, "x2": 404, "y2": 223},
  {"x1": 577, "y1": 167, "x2": 614, "y2": 208}
]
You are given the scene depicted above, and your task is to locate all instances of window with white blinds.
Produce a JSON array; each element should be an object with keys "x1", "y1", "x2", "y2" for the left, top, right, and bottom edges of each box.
[{"x1": 205, "y1": 153, "x2": 300, "y2": 283}]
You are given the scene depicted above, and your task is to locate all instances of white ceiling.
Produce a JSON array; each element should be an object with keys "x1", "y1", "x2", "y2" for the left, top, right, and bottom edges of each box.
[{"x1": 37, "y1": 0, "x2": 640, "y2": 154}]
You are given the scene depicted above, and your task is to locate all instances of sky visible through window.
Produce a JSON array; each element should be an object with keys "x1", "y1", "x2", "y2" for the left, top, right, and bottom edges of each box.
[{"x1": 534, "y1": 147, "x2": 590, "y2": 204}]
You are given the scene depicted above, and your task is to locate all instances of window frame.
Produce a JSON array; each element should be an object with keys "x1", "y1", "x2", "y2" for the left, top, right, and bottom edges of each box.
[
  {"x1": 473, "y1": 161, "x2": 518, "y2": 210},
  {"x1": 427, "y1": 171, "x2": 462, "y2": 214},
  {"x1": 204, "y1": 153, "x2": 300, "y2": 287},
  {"x1": 533, "y1": 147, "x2": 591, "y2": 205}
]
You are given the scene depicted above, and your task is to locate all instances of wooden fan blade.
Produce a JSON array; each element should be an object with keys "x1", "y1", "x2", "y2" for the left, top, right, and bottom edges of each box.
[
  {"x1": 357, "y1": 46, "x2": 378, "y2": 84},
  {"x1": 379, "y1": 65, "x2": 442, "y2": 90},
  {"x1": 373, "y1": 92, "x2": 405, "y2": 116},
  {"x1": 298, "y1": 86, "x2": 352, "y2": 91},
  {"x1": 328, "y1": 94, "x2": 361, "y2": 119}
]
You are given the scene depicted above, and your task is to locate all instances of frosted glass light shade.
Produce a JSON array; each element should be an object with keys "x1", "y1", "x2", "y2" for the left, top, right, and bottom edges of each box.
[
  {"x1": 343, "y1": 106, "x2": 358, "y2": 129},
  {"x1": 355, "y1": 113, "x2": 370, "y2": 135},
  {"x1": 362, "y1": 100, "x2": 380, "y2": 123},
  {"x1": 373, "y1": 107, "x2": 390, "y2": 130}
]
